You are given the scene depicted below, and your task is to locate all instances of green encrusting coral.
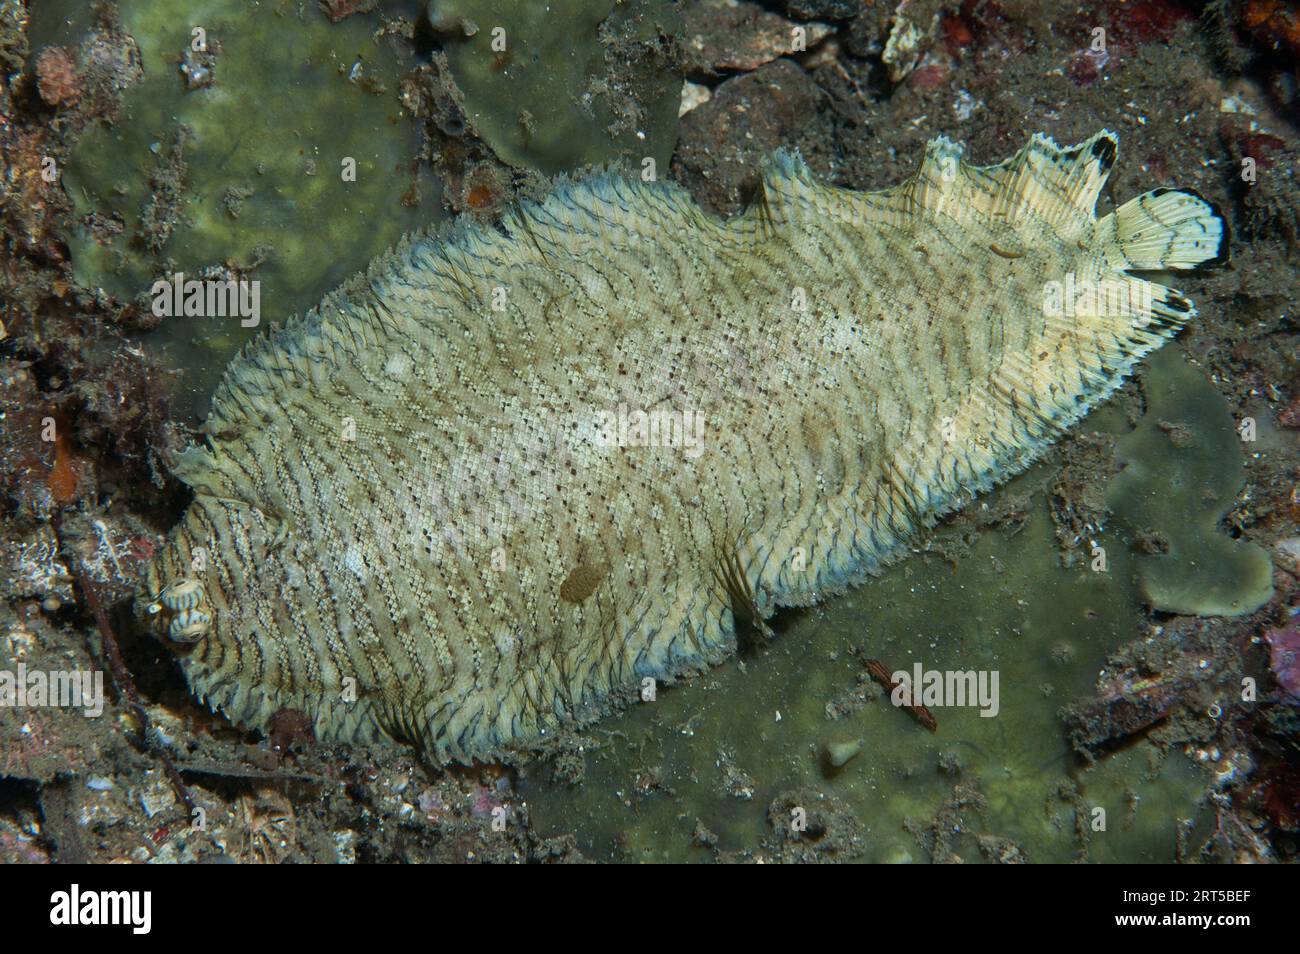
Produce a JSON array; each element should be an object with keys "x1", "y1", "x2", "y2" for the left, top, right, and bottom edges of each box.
[
  {"x1": 429, "y1": 0, "x2": 681, "y2": 174},
  {"x1": 52, "y1": 0, "x2": 686, "y2": 417},
  {"x1": 58, "y1": 0, "x2": 433, "y2": 416},
  {"x1": 1106, "y1": 348, "x2": 1273, "y2": 617}
]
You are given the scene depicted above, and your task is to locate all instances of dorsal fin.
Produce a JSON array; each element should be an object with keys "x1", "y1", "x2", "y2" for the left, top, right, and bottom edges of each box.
[
  {"x1": 984, "y1": 130, "x2": 1117, "y2": 227},
  {"x1": 850, "y1": 130, "x2": 1119, "y2": 235}
]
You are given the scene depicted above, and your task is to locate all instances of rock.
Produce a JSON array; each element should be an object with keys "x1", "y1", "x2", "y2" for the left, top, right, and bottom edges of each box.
[
  {"x1": 783, "y1": 0, "x2": 862, "y2": 21},
  {"x1": 681, "y1": 0, "x2": 831, "y2": 74},
  {"x1": 673, "y1": 59, "x2": 818, "y2": 214},
  {"x1": 1265, "y1": 616, "x2": 1300, "y2": 701}
]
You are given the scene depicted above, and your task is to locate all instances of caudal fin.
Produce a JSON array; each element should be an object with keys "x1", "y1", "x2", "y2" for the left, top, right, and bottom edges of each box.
[{"x1": 1098, "y1": 188, "x2": 1229, "y2": 271}]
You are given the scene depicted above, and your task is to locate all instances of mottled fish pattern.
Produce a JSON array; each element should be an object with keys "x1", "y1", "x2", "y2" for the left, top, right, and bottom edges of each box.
[{"x1": 143, "y1": 130, "x2": 1226, "y2": 763}]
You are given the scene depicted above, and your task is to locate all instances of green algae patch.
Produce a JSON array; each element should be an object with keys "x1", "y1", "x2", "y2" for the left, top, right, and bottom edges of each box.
[
  {"x1": 429, "y1": 0, "x2": 681, "y2": 175},
  {"x1": 62, "y1": 0, "x2": 433, "y2": 416},
  {"x1": 1106, "y1": 348, "x2": 1274, "y2": 617}
]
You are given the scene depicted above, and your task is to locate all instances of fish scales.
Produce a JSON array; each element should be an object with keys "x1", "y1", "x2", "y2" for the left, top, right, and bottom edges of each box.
[{"x1": 142, "y1": 131, "x2": 1226, "y2": 762}]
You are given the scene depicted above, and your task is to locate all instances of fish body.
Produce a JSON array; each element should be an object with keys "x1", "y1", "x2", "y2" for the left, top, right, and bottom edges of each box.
[{"x1": 143, "y1": 131, "x2": 1225, "y2": 762}]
